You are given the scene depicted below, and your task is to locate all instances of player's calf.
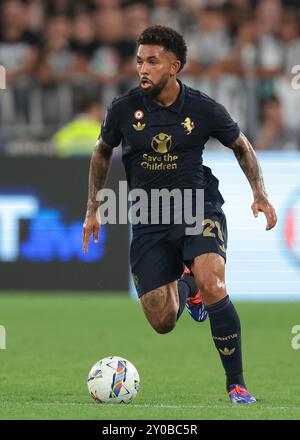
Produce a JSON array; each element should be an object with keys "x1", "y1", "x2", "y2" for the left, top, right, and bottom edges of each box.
[
  {"x1": 140, "y1": 282, "x2": 179, "y2": 334},
  {"x1": 191, "y1": 254, "x2": 247, "y2": 393}
]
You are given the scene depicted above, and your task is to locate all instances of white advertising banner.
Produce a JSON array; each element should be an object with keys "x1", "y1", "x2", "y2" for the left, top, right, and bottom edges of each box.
[
  {"x1": 205, "y1": 151, "x2": 300, "y2": 300},
  {"x1": 130, "y1": 152, "x2": 300, "y2": 301}
]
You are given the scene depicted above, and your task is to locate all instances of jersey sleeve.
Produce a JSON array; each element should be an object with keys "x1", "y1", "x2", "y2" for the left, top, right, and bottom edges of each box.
[
  {"x1": 209, "y1": 101, "x2": 240, "y2": 147},
  {"x1": 100, "y1": 100, "x2": 122, "y2": 148}
]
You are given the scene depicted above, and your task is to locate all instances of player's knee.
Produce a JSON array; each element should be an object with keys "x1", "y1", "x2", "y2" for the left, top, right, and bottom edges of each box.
[
  {"x1": 153, "y1": 321, "x2": 175, "y2": 334},
  {"x1": 151, "y1": 312, "x2": 177, "y2": 334},
  {"x1": 197, "y1": 277, "x2": 226, "y2": 302}
]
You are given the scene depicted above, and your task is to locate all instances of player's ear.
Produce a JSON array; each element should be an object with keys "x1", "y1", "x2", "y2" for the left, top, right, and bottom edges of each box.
[{"x1": 171, "y1": 60, "x2": 181, "y2": 76}]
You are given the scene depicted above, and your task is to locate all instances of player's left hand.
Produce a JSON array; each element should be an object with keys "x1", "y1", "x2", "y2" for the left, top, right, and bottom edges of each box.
[{"x1": 251, "y1": 195, "x2": 277, "y2": 231}]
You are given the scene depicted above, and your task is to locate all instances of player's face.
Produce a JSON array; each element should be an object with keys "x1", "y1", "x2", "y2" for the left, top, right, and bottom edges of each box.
[{"x1": 136, "y1": 44, "x2": 180, "y2": 98}]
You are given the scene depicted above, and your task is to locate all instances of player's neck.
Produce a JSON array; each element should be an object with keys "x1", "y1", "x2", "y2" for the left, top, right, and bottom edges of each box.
[{"x1": 154, "y1": 79, "x2": 180, "y2": 108}]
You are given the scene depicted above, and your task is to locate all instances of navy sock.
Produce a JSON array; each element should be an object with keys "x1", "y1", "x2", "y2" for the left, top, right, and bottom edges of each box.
[
  {"x1": 177, "y1": 279, "x2": 192, "y2": 321},
  {"x1": 206, "y1": 295, "x2": 246, "y2": 392}
]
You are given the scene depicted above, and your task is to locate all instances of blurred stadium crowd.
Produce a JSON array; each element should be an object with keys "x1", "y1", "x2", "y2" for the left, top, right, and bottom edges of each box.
[{"x1": 0, "y1": 0, "x2": 300, "y2": 155}]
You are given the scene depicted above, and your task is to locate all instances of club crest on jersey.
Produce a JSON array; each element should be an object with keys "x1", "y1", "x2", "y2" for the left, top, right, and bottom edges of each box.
[
  {"x1": 133, "y1": 121, "x2": 146, "y2": 131},
  {"x1": 151, "y1": 133, "x2": 172, "y2": 154},
  {"x1": 181, "y1": 117, "x2": 195, "y2": 135},
  {"x1": 134, "y1": 110, "x2": 144, "y2": 120}
]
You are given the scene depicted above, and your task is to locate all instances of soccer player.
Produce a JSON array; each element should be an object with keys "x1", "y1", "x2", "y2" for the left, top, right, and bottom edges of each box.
[{"x1": 83, "y1": 26, "x2": 277, "y2": 404}]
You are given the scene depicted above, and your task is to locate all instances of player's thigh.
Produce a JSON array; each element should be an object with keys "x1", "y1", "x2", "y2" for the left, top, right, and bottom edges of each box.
[
  {"x1": 190, "y1": 253, "x2": 227, "y2": 305},
  {"x1": 183, "y1": 207, "x2": 227, "y2": 266},
  {"x1": 183, "y1": 204, "x2": 228, "y2": 262},
  {"x1": 130, "y1": 229, "x2": 183, "y2": 298},
  {"x1": 140, "y1": 280, "x2": 179, "y2": 333},
  {"x1": 183, "y1": 204, "x2": 228, "y2": 304}
]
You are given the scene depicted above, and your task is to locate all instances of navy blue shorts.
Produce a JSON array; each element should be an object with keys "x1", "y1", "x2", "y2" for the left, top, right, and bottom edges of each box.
[{"x1": 130, "y1": 201, "x2": 227, "y2": 297}]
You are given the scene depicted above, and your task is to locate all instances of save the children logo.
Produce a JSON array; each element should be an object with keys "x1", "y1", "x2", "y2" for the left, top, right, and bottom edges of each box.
[{"x1": 151, "y1": 133, "x2": 172, "y2": 154}]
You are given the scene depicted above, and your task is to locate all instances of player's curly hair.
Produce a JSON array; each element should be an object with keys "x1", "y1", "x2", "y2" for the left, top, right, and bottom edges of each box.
[{"x1": 137, "y1": 25, "x2": 187, "y2": 72}]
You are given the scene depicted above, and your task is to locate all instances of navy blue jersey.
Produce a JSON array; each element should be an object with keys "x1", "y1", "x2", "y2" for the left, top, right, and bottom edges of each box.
[{"x1": 101, "y1": 80, "x2": 240, "y2": 201}]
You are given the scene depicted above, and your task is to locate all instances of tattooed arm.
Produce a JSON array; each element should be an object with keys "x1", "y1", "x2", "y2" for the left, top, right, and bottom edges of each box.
[
  {"x1": 83, "y1": 138, "x2": 114, "y2": 253},
  {"x1": 229, "y1": 132, "x2": 277, "y2": 230}
]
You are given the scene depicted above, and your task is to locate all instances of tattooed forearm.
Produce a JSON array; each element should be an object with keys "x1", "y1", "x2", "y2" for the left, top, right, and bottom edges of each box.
[
  {"x1": 86, "y1": 137, "x2": 113, "y2": 213},
  {"x1": 229, "y1": 132, "x2": 268, "y2": 199}
]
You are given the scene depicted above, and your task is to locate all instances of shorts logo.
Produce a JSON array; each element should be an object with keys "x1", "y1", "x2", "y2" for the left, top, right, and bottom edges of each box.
[
  {"x1": 134, "y1": 110, "x2": 144, "y2": 120},
  {"x1": 181, "y1": 117, "x2": 195, "y2": 135},
  {"x1": 133, "y1": 273, "x2": 139, "y2": 288},
  {"x1": 151, "y1": 133, "x2": 172, "y2": 154}
]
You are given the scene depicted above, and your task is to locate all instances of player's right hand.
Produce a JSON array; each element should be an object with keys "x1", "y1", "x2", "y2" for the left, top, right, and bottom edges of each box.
[
  {"x1": 83, "y1": 210, "x2": 101, "y2": 253},
  {"x1": 251, "y1": 196, "x2": 277, "y2": 231}
]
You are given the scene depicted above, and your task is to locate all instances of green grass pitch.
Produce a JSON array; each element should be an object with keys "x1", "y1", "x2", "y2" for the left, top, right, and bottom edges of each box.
[{"x1": 1, "y1": 292, "x2": 300, "y2": 420}]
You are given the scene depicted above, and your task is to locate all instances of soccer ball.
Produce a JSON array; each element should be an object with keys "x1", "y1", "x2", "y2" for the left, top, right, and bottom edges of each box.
[{"x1": 87, "y1": 356, "x2": 140, "y2": 404}]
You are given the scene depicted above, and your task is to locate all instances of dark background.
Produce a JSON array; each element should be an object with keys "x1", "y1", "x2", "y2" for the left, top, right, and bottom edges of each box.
[{"x1": 0, "y1": 157, "x2": 129, "y2": 291}]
